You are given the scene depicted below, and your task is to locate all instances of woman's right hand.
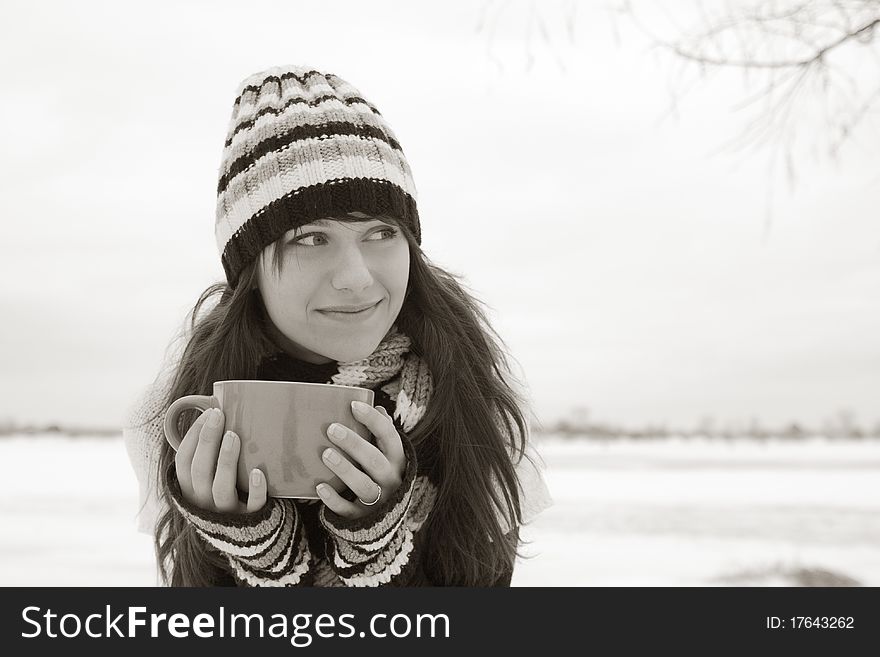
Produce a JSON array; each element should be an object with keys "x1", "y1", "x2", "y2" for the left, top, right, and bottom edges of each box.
[{"x1": 174, "y1": 408, "x2": 267, "y2": 514}]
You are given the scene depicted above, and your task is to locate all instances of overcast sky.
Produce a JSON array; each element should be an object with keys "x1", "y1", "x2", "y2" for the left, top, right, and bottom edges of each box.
[{"x1": 1, "y1": 0, "x2": 878, "y2": 431}]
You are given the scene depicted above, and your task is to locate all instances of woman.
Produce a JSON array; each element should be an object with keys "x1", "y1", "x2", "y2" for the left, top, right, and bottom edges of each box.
[{"x1": 124, "y1": 65, "x2": 552, "y2": 587}]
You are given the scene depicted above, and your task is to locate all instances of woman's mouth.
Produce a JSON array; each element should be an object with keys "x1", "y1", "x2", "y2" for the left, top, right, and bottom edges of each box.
[{"x1": 318, "y1": 300, "x2": 382, "y2": 321}]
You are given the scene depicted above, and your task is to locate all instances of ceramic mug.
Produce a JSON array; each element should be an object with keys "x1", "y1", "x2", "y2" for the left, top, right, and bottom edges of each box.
[{"x1": 163, "y1": 380, "x2": 375, "y2": 498}]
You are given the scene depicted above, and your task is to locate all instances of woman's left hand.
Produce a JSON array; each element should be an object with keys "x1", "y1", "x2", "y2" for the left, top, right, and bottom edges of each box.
[{"x1": 316, "y1": 400, "x2": 406, "y2": 519}]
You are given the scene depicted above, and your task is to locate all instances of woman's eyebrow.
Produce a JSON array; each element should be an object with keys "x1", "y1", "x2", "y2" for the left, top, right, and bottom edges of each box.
[{"x1": 298, "y1": 218, "x2": 389, "y2": 230}]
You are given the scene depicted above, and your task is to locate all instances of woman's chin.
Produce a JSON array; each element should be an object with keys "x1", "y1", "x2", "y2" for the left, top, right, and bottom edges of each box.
[{"x1": 324, "y1": 338, "x2": 382, "y2": 365}]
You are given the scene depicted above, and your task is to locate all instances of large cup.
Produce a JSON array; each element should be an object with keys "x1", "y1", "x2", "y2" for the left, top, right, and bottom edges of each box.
[{"x1": 163, "y1": 380, "x2": 375, "y2": 498}]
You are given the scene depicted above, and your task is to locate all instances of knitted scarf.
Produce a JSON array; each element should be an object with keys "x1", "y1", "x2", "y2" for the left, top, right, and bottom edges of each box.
[{"x1": 331, "y1": 325, "x2": 433, "y2": 434}]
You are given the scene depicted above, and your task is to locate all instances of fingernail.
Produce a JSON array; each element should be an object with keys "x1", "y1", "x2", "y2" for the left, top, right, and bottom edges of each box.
[
  {"x1": 351, "y1": 400, "x2": 367, "y2": 413},
  {"x1": 323, "y1": 448, "x2": 341, "y2": 465},
  {"x1": 207, "y1": 408, "x2": 222, "y2": 428},
  {"x1": 328, "y1": 423, "x2": 345, "y2": 439},
  {"x1": 250, "y1": 469, "x2": 262, "y2": 487},
  {"x1": 316, "y1": 483, "x2": 329, "y2": 497},
  {"x1": 222, "y1": 431, "x2": 236, "y2": 449}
]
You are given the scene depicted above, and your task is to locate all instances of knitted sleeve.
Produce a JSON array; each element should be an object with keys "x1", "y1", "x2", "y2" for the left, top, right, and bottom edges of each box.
[
  {"x1": 122, "y1": 379, "x2": 313, "y2": 586},
  {"x1": 164, "y1": 466, "x2": 313, "y2": 587},
  {"x1": 318, "y1": 430, "x2": 438, "y2": 586}
]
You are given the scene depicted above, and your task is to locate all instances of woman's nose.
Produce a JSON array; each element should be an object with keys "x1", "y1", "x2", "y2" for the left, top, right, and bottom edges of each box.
[{"x1": 330, "y1": 246, "x2": 374, "y2": 292}]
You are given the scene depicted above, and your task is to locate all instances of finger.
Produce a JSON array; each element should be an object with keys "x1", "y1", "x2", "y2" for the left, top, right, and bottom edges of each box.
[
  {"x1": 351, "y1": 401, "x2": 405, "y2": 467},
  {"x1": 245, "y1": 469, "x2": 267, "y2": 513},
  {"x1": 211, "y1": 431, "x2": 240, "y2": 512},
  {"x1": 327, "y1": 422, "x2": 393, "y2": 483},
  {"x1": 175, "y1": 409, "x2": 214, "y2": 499},
  {"x1": 316, "y1": 482, "x2": 361, "y2": 518},
  {"x1": 321, "y1": 447, "x2": 379, "y2": 504},
  {"x1": 191, "y1": 408, "x2": 225, "y2": 508}
]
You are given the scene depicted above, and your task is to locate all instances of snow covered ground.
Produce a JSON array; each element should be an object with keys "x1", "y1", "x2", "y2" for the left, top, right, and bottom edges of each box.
[{"x1": 0, "y1": 434, "x2": 877, "y2": 586}]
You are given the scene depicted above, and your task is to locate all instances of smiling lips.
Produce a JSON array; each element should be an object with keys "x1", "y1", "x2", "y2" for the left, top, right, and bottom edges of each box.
[
  {"x1": 318, "y1": 299, "x2": 382, "y2": 320},
  {"x1": 320, "y1": 300, "x2": 381, "y2": 313}
]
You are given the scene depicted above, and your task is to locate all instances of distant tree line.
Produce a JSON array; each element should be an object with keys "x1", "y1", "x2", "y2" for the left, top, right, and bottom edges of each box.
[
  {"x1": 532, "y1": 407, "x2": 880, "y2": 440},
  {"x1": 0, "y1": 419, "x2": 119, "y2": 438}
]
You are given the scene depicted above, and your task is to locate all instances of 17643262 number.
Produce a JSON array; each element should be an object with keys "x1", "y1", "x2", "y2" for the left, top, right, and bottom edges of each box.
[{"x1": 766, "y1": 616, "x2": 855, "y2": 630}]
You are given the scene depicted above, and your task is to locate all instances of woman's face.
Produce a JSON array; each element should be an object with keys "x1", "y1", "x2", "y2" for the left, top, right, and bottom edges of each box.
[{"x1": 256, "y1": 216, "x2": 410, "y2": 364}]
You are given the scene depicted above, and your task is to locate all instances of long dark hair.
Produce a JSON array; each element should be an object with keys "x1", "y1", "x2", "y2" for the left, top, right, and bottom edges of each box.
[{"x1": 144, "y1": 214, "x2": 533, "y2": 586}]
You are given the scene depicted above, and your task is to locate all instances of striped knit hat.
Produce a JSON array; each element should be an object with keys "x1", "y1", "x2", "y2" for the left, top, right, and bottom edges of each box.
[{"x1": 215, "y1": 65, "x2": 421, "y2": 288}]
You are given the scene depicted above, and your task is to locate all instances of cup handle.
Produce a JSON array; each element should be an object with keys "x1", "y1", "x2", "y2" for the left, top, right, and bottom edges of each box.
[{"x1": 163, "y1": 395, "x2": 218, "y2": 451}]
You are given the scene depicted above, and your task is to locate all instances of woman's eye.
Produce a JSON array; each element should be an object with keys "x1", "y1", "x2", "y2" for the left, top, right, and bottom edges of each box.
[
  {"x1": 368, "y1": 227, "x2": 398, "y2": 241},
  {"x1": 293, "y1": 233, "x2": 326, "y2": 247}
]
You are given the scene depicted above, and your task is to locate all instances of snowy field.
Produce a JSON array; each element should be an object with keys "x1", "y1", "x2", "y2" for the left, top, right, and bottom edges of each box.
[{"x1": 0, "y1": 434, "x2": 877, "y2": 586}]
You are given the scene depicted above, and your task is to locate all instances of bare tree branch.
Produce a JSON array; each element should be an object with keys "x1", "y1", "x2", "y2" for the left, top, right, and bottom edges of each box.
[
  {"x1": 471, "y1": 0, "x2": 879, "y2": 221},
  {"x1": 667, "y1": 17, "x2": 879, "y2": 68},
  {"x1": 623, "y1": 0, "x2": 880, "y2": 195},
  {"x1": 473, "y1": 0, "x2": 579, "y2": 74}
]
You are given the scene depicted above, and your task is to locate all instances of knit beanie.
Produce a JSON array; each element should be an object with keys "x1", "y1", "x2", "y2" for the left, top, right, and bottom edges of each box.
[{"x1": 214, "y1": 65, "x2": 421, "y2": 288}]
